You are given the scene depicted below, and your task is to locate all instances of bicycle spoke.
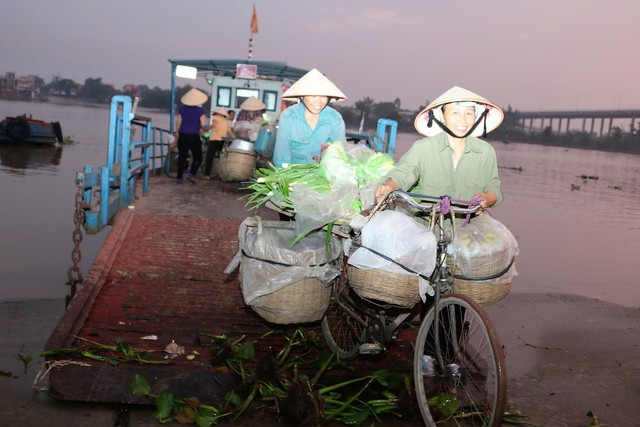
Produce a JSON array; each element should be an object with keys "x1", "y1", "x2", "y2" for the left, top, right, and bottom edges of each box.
[
  {"x1": 321, "y1": 282, "x2": 368, "y2": 360},
  {"x1": 414, "y1": 294, "x2": 506, "y2": 426}
]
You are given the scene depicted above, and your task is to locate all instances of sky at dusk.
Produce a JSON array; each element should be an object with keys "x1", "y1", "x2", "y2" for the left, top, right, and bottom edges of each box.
[{"x1": 3, "y1": 0, "x2": 639, "y2": 112}]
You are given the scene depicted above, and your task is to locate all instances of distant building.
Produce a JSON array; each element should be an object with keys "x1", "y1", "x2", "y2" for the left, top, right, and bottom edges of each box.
[{"x1": 0, "y1": 72, "x2": 46, "y2": 99}]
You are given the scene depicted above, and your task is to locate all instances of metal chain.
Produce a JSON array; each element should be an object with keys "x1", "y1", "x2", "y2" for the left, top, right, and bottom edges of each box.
[{"x1": 66, "y1": 175, "x2": 85, "y2": 303}]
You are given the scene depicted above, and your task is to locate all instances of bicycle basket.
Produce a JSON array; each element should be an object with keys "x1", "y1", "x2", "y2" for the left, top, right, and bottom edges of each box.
[
  {"x1": 452, "y1": 268, "x2": 513, "y2": 307},
  {"x1": 250, "y1": 277, "x2": 331, "y2": 324},
  {"x1": 347, "y1": 265, "x2": 420, "y2": 308},
  {"x1": 236, "y1": 217, "x2": 341, "y2": 324},
  {"x1": 448, "y1": 214, "x2": 518, "y2": 306}
]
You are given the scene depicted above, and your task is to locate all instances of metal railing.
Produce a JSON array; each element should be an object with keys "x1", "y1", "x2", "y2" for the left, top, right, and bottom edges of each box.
[{"x1": 77, "y1": 96, "x2": 172, "y2": 234}]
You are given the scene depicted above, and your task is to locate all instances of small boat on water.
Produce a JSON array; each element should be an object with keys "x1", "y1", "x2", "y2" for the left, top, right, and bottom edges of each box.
[{"x1": 0, "y1": 114, "x2": 63, "y2": 145}]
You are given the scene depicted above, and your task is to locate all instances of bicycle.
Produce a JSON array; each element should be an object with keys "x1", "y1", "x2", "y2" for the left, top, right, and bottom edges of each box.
[{"x1": 321, "y1": 190, "x2": 507, "y2": 426}]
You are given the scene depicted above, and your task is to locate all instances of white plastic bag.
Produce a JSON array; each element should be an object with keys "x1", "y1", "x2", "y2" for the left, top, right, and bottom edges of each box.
[
  {"x1": 348, "y1": 210, "x2": 437, "y2": 301},
  {"x1": 448, "y1": 213, "x2": 519, "y2": 284},
  {"x1": 226, "y1": 217, "x2": 342, "y2": 306},
  {"x1": 290, "y1": 183, "x2": 360, "y2": 239}
]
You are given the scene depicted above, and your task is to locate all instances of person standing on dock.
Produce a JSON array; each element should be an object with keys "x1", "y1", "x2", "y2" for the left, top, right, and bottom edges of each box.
[
  {"x1": 272, "y1": 68, "x2": 347, "y2": 168},
  {"x1": 203, "y1": 107, "x2": 235, "y2": 179},
  {"x1": 174, "y1": 88, "x2": 208, "y2": 184},
  {"x1": 234, "y1": 97, "x2": 265, "y2": 141}
]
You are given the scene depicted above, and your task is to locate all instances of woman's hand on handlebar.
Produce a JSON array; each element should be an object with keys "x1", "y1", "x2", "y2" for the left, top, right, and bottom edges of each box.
[
  {"x1": 375, "y1": 179, "x2": 399, "y2": 203},
  {"x1": 471, "y1": 191, "x2": 498, "y2": 214}
]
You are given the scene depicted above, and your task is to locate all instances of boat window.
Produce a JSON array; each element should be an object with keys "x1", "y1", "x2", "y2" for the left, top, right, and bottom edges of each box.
[
  {"x1": 235, "y1": 88, "x2": 260, "y2": 108},
  {"x1": 216, "y1": 87, "x2": 232, "y2": 107},
  {"x1": 263, "y1": 90, "x2": 278, "y2": 112}
]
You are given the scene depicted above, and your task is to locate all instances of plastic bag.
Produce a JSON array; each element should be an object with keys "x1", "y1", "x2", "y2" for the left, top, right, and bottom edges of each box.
[
  {"x1": 348, "y1": 210, "x2": 437, "y2": 301},
  {"x1": 226, "y1": 217, "x2": 342, "y2": 306},
  {"x1": 448, "y1": 213, "x2": 519, "y2": 285},
  {"x1": 290, "y1": 182, "x2": 360, "y2": 239},
  {"x1": 319, "y1": 142, "x2": 358, "y2": 187},
  {"x1": 346, "y1": 145, "x2": 395, "y2": 187}
]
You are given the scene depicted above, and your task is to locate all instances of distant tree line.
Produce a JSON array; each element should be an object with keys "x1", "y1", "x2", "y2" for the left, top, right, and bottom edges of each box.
[{"x1": 10, "y1": 74, "x2": 640, "y2": 153}]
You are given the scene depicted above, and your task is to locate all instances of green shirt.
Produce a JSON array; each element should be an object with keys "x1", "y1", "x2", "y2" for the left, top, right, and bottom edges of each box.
[{"x1": 384, "y1": 132, "x2": 503, "y2": 206}]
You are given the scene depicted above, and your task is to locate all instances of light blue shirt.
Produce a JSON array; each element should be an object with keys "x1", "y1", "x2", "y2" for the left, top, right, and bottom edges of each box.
[{"x1": 272, "y1": 102, "x2": 346, "y2": 167}]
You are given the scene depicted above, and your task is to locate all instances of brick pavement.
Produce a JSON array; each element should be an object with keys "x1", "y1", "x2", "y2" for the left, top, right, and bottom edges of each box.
[{"x1": 44, "y1": 175, "x2": 418, "y2": 406}]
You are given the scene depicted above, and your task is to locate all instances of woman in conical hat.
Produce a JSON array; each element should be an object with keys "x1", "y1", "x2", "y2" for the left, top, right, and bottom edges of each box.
[
  {"x1": 174, "y1": 88, "x2": 209, "y2": 183},
  {"x1": 236, "y1": 96, "x2": 266, "y2": 123},
  {"x1": 272, "y1": 68, "x2": 347, "y2": 168},
  {"x1": 375, "y1": 86, "x2": 504, "y2": 212},
  {"x1": 181, "y1": 88, "x2": 208, "y2": 106},
  {"x1": 203, "y1": 107, "x2": 235, "y2": 179}
]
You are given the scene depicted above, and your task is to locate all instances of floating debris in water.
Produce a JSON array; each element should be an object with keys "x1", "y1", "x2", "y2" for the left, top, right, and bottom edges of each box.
[
  {"x1": 580, "y1": 174, "x2": 599, "y2": 180},
  {"x1": 499, "y1": 165, "x2": 524, "y2": 172},
  {"x1": 607, "y1": 185, "x2": 623, "y2": 190},
  {"x1": 571, "y1": 184, "x2": 581, "y2": 191}
]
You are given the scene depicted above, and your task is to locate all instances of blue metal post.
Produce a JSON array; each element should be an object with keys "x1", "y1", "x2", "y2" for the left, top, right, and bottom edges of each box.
[
  {"x1": 375, "y1": 119, "x2": 398, "y2": 158},
  {"x1": 117, "y1": 96, "x2": 133, "y2": 208}
]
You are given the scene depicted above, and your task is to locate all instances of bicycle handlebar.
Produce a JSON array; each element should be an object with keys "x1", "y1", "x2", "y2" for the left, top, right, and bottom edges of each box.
[{"x1": 389, "y1": 190, "x2": 483, "y2": 215}]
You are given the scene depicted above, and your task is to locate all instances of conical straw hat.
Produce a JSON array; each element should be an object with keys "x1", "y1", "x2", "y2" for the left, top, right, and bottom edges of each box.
[
  {"x1": 414, "y1": 86, "x2": 504, "y2": 137},
  {"x1": 181, "y1": 88, "x2": 208, "y2": 106},
  {"x1": 282, "y1": 68, "x2": 347, "y2": 102},
  {"x1": 212, "y1": 107, "x2": 229, "y2": 118},
  {"x1": 240, "y1": 96, "x2": 266, "y2": 111}
]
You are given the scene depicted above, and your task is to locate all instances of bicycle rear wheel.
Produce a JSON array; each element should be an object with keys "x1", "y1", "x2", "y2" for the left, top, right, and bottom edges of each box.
[
  {"x1": 164, "y1": 144, "x2": 178, "y2": 178},
  {"x1": 321, "y1": 279, "x2": 368, "y2": 360},
  {"x1": 164, "y1": 144, "x2": 190, "y2": 178},
  {"x1": 413, "y1": 294, "x2": 506, "y2": 426}
]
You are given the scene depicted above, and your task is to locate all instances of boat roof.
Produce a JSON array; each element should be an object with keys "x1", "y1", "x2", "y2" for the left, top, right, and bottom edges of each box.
[{"x1": 168, "y1": 58, "x2": 309, "y2": 81}]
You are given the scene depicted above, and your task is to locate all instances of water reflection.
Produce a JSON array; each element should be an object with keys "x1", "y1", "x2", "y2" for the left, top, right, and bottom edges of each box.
[{"x1": 0, "y1": 143, "x2": 63, "y2": 174}]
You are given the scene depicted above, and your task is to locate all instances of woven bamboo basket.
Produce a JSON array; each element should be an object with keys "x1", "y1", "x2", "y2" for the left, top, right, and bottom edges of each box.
[
  {"x1": 347, "y1": 266, "x2": 420, "y2": 308},
  {"x1": 218, "y1": 148, "x2": 256, "y2": 181},
  {"x1": 453, "y1": 279, "x2": 511, "y2": 307},
  {"x1": 252, "y1": 278, "x2": 331, "y2": 324},
  {"x1": 449, "y1": 256, "x2": 512, "y2": 307},
  {"x1": 452, "y1": 247, "x2": 511, "y2": 279}
]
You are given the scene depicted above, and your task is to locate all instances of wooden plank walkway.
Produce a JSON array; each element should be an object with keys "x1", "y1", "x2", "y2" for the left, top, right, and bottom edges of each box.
[{"x1": 44, "y1": 175, "x2": 418, "y2": 405}]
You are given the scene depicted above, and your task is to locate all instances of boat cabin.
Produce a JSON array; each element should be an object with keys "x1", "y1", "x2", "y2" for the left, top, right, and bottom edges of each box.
[{"x1": 168, "y1": 59, "x2": 310, "y2": 130}]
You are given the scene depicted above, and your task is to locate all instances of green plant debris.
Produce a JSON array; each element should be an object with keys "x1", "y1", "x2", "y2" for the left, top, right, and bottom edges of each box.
[
  {"x1": 40, "y1": 337, "x2": 171, "y2": 366},
  {"x1": 17, "y1": 350, "x2": 33, "y2": 374},
  {"x1": 587, "y1": 410, "x2": 601, "y2": 427},
  {"x1": 133, "y1": 328, "x2": 412, "y2": 426},
  {"x1": 502, "y1": 404, "x2": 542, "y2": 426}
]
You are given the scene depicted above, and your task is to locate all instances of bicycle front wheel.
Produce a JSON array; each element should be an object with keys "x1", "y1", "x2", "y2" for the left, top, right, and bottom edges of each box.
[
  {"x1": 321, "y1": 279, "x2": 368, "y2": 360},
  {"x1": 413, "y1": 294, "x2": 506, "y2": 426}
]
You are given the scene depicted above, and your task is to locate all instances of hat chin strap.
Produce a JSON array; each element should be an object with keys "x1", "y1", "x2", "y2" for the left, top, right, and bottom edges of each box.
[{"x1": 427, "y1": 107, "x2": 490, "y2": 138}]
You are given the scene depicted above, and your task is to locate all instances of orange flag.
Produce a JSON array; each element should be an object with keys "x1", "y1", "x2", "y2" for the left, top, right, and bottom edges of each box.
[{"x1": 250, "y1": 3, "x2": 259, "y2": 34}]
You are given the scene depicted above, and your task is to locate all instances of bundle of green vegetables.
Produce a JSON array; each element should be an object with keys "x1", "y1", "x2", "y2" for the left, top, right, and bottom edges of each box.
[
  {"x1": 244, "y1": 141, "x2": 395, "y2": 219},
  {"x1": 244, "y1": 163, "x2": 330, "y2": 216}
]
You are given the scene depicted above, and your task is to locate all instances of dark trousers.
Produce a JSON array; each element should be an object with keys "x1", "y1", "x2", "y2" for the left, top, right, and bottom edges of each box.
[
  {"x1": 177, "y1": 133, "x2": 202, "y2": 179},
  {"x1": 204, "y1": 140, "x2": 225, "y2": 176}
]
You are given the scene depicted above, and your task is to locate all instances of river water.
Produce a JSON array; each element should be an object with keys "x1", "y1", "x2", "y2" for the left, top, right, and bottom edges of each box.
[{"x1": 1, "y1": 100, "x2": 639, "y2": 308}]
